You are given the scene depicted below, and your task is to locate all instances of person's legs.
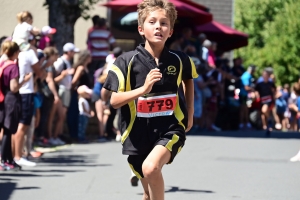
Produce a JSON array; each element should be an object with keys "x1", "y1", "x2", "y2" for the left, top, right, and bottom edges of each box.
[
  {"x1": 95, "y1": 100, "x2": 105, "y2": 137},
  {"x1": 47, "y1": 99, "x2": 59, "y2": 139},
  {"x1": 14, "y1": 123, "x2": 29, "y2": 160},
  {"x1": 1, "y1": 127, "x2": 13, "y2": 163},
  {"x1": 142, "y1": 145, "x2": 171, "y2": 200},
  {"x1": 261, "y1": 104, "x2": 269, "y2": 129},
  {"x1": 54, "y1": 105, "x2": 67, "y2": 138},
  {"x1": 67, "y1": 91, "x2": 79, "y2": 139},
  {"x1": 24, "y1": 116, "x2": 35, "y2": 156},
  {"x1": 78, "y1": 115, "x2": 88, "y2": 141}
]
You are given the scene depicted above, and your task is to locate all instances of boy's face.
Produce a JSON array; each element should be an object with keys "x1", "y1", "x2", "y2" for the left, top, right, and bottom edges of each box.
[{"x1": 138, "y1": 9, "x2": 173, "y2": 46}]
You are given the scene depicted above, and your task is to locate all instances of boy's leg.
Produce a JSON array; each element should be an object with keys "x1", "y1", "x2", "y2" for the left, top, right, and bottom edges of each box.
[{"x1": 142, "y1": 145, "x2": 171, "y2": 200}]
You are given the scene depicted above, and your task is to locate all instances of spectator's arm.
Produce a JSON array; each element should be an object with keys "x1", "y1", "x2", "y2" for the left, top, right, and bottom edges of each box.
[
  {"x1": 46, "y1": 71, "x2": 59, "y2": 98},
  {"x1": 54, "y1": 70, "x2": 68, "y2": 83},
  {"x1": 101, "y1": 87, "x2": 112, "y2": 102},
  {"x1": 71, "y1": 66, "x2": 84, "y2": 88}
]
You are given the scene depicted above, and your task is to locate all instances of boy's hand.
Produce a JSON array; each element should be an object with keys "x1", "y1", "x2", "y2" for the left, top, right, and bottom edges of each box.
[{"x1": 142, "y1": 68, "x2": 162, "y2": 94}]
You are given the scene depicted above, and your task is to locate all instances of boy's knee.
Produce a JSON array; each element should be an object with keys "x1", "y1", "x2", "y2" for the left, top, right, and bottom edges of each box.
[{"x1": 142, "y1": 161, "x2": 161, "y2": 179}]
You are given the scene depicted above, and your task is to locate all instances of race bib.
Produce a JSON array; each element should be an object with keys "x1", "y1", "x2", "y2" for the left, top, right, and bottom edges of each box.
[
  {"x1": 137, "y1": 94, "x2": 177, "y2": 118},
  {"x1": 261, "y1": 95, "x2": 272, "y2": 104}
]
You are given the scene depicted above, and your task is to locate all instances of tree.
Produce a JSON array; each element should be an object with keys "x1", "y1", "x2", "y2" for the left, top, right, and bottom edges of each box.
[
  {"x1": 234, "y1": 0, "x2": 300, "y2": 84},
  {"x1": 44, "y1": 0, "x2": 100, "y2": 54}
]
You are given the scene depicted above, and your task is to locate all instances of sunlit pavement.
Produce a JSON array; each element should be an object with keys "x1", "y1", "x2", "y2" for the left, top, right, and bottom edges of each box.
[{"x1": 1, "y1": 130, "x2": 300, "y2": 200}]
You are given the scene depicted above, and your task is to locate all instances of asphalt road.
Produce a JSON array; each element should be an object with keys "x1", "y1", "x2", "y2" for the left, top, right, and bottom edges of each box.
[{"x1": 1, "y1": 130, "x2": 300, "y2": 200}]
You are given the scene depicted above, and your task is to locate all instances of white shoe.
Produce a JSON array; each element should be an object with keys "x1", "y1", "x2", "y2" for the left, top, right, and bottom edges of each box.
[
  {"x1": 55, "y1": 138, "x2": 65, "y2": 145},
  {"x1": 115, "y1": 134, "x2": 121, "y2": 142},
  {"x1": 15, "y1": 157, "x2": 36, "y2": 167},
  {"x1": 290, "y1": 151, "x2": 300, "y2": 162},
  {"x1": 49, "y1": 138, "x2": 59, "y2": 146},
  {"x1": 211, "y1": 124, "x2": 221, "y2": 132}
]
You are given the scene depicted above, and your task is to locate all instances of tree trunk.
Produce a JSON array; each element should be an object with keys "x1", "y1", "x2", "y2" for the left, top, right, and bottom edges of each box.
[{"x1": 47, "y1": 0, "x2": 81, "y2": 54}]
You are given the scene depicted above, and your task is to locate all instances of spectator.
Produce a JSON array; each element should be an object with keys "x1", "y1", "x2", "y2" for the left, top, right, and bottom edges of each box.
[
  {"x1": 67, "y1": 49, "x2": 92, "y2": 141},
  {"x1": 275, "y1": 86, "x2": 288, "y2": 131},
  {"x1": 232, "y1": 57, "x2": 245, "y2": 78},
  {"x1": 12, "y1": 11, "x2": 40, "y2": 52},
  {"x1": 181, "y1": 27, "x2": 197, "y2": 57},
  {"x1": 77, "y1": 85, "x2": 94, "y2": 143},
  {"x1": 52, "y1": 43, "x2": 79, "y2": 145},
  {"x1": 239, "y1": 65, "x2": 256, "y2": 129},
  {"x1": 169, "y1": 33, "x2": 184, "y2": 51},
  {"x1": 35, "y1": 47, "x2": 59, "y2": 146},
  {"x1": 0, "y1": 41, "x2": 32, "y2": 170},
  {"x1": 87, "y1": 17, "x2": 116, "y2": 77},
  {"x1": 38, "y1": 25, "x2": 56, "y2": 50}
]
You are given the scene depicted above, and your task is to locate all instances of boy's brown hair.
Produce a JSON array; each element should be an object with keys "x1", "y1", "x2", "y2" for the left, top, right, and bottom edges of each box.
[
  {"x1": 137, "y1": 0, "x2": 177, "y2": 29},
  {"x1": 293, "y1": 82, "x2": 300, "y2": 96}
]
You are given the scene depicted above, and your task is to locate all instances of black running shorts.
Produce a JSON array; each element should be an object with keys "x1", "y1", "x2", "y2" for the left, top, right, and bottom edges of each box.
[{"x1": 127, "y1": 128, "x2": 185, "y2": 179}]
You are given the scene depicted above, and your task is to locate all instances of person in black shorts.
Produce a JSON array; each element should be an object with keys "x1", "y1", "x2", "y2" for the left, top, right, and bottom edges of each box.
[
  {"x1": 103, "y1": 0, "x2": 197, "y2": 199},
  {"x1": 255, "y1": 70, "x2": 276, "y2": 131}
]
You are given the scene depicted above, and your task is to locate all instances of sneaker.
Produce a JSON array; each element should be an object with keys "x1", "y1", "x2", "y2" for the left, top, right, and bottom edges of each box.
[
  {"x1": 115, "y1": 134, "x2": 121, "y2": 142},
  {"x1": 211, "y1": 124, "x2": 221, "y2": 132},
  {"x1": 4, "y1": 162, "x2": 22, "y2": 171},
  {"x1": 14, "y1": 157, "x2": 36, "y2": 167},
  {"x1": 55, "y1": 138, "x2": 65, "y2": 145},
  {"x1": 130, "y1": 175, "x2": 139, "y2": 187},
  {"x1": 290, "y1": 151, "x2": 300, "y2": 162},
  {"x1": 0, "y1": 163, "x2": 10, "y2": 171},
  {"x1": 49, "y1": 138, "x2": 59, "y2": 146},
  {"x1": 98, "y1": 137, "x2": 109, "y2": 143}
]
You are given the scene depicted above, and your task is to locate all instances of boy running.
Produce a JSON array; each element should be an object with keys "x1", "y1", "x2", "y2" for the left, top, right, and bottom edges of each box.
[{"x1": 103, "y1": 0, "x2": 197, "y2": 199}]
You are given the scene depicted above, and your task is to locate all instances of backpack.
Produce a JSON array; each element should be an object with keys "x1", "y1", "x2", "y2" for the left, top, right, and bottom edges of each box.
[{"x1": 0, "y1": 60, "x2": 16, "y2": 102}]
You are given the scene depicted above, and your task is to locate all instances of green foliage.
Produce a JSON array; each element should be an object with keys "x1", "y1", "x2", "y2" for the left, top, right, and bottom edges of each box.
[
  {"x1": 44, "y1": 0, "x2": 100, "y2": 20},
  {"x1": 79, "y1": 0, "x2": 101, "y2": 20},
  {"x1": 235, "y1": 0, "x2": 300, "y2": 85}
]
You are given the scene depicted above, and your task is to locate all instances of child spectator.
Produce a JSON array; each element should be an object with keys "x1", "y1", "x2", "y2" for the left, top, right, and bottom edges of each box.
[
  {"x1": 77, "y1": 85, "x2": 94, "y2": 143},
  {"x1": 38, "y1": 26, "x2": 56, "y2": 50},
  {"x1": 12, "y1": 11, "x2": 40, "y2": 51}
]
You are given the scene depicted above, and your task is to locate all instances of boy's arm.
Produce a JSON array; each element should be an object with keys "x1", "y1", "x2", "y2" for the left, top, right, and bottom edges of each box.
[
  {"x1": 110, "y1": 68, "x2": 162, "y2": 109},
  {"x1": 182, "y1": 79, "x2": 194, "y2": 132}
]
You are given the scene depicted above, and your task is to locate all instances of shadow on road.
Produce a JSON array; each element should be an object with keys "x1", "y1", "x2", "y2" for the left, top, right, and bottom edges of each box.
[
  {"x1": 0, "y1": 182, "x2": 40, "y2": 200},
  {"x1": 187, "y1": 130, "x2": 300, "y2": 139},
  {"x1": 165, "y1": 186, "x2": 214, "y2": 194}
]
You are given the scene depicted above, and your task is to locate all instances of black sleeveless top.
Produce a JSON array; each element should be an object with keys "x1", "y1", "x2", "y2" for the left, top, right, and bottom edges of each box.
[{"x1": 78, "y1": 68, "x2": 92, "y2": 88}]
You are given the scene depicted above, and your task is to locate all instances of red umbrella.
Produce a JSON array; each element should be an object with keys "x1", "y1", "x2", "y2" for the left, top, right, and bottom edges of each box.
[
  {"x1": 101, "y1": 0, "x2": 212, "y2": 25},
  {"x1": 196, "y1": 21, "x2": 248, "y2": 51}
]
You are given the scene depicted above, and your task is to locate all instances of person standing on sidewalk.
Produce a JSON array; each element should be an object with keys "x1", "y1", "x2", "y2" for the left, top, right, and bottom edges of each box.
[
  {"x1": 51, "y1": 43, "x2": 79, "y2": 145},
  {"x1": 0, "y1": 41, "x2": 32, "y2": 170}
]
